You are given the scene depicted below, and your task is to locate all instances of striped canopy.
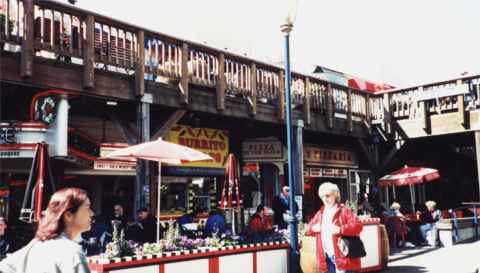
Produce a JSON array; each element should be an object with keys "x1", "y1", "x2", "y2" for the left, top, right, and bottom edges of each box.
[{"x1": 378, "y1": 165, "x2": 440, "y2": 187}]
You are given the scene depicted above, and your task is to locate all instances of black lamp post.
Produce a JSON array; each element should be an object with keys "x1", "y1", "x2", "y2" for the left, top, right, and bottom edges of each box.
[{"x1": 280, "y1": 0, "x2": 300, "y2": 272}]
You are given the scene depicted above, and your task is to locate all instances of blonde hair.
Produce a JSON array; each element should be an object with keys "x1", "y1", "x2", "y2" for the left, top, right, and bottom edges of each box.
[
  {"x1": 390, "y1": 202, "x2": 401, "y2": 210},
  {"x1": 318, "y1": 182, "x2": 341, "y2": 202},
  {"x1": 425, "y1": 200, "x2": 437, "y2": 209}
]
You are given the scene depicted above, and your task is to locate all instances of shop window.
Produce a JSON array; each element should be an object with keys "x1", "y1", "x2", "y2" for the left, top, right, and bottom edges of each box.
[
  {"x1": 191, "y1": 178, "x2": 212, "y2": 212},
  {"x1": 161, "y1": 183, "x2": 188, "y2": 213}
]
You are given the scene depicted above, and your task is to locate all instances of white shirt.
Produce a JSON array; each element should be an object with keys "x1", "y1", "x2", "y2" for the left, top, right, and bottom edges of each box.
[
  {"x1": 321, "y1": 205, "x2": 339, "y2": 256},
  {"x1": 0, "y1": 234, "x2": 90, "y2": 273}
]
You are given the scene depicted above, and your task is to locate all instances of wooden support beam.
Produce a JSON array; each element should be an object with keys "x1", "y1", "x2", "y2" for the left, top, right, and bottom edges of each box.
[
  {"x1": 135, "y1": 30, "x2": 145, "y2": 97},
  {"x1": 365, "y1": 93, "x2": 372, "y2": 133},
  {"x1": 108, "y1": 113, "x2": 138, "y2": 145},
  {"x1": 377, "y1": 140, "x2": 405, "y2": 173},
  {"x1": 417, "y1": 87, "x2": 431, "y2": 134},
  {"x1": 135, "y1": 99, "x2": 151, "y2": 215},
  {"x1": 383, "y1": 92, "x2": 391, "y2": 135},
  {"x1": 249, "y1": 63, "x2": 257, "y2": 116},
  {"x1": 179, "y1": 42, "x2": 189, "y2": 104},
  {"x1": 216, "y1": 53, "x2": 226, "y2": 111},
  {"x1": 457, "y1": 79, "x2": 468, "y2": 129},
  {"x1": 326, "y1": 83, "x2": 334, "y2": 129},
  {"x1": 20, "y1": 0, "x2": 34, "y2": 78},
  {"x1": 474, "y1": 131, "x2": 480, "y2": 201},
  {"x1": 347, "y1": 89, "x2": 353, "y2": 132},
  {"x1": 151, "y1": 109, "x2": 187, "y2": 140},
  {"x1": 83, "y1": 15, "x2": 95, "y2": 89},
  {"x1": 303, "y1": 77, "x2": 312, "y2": 126},
  {"x1": 358, "y1": 138, "x2": 376, "y2": 169},
  {"x1": 278, "y1": 70, "x2": 285, "y2": 121}
]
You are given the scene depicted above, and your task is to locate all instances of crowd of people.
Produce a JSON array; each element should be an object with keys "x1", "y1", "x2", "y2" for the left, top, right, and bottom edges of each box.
[{"x1": 0, "y1": 182, "x2": 455, "y2": 273}]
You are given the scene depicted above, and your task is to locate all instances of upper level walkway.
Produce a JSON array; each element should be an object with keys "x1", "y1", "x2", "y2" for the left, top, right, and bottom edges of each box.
[
  {"x1": 371, "y1": 74, "x2": 480, "y2": 140},
  {"x1": 0, "y1": 0, "x2": 373, "y2": 138},
  {"x1": 2, "y1": 0, "x2": 480, "y2": 141}
]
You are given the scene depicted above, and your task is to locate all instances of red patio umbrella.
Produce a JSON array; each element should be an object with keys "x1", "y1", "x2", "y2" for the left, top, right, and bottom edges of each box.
[
  {"x1": 378, "y1": 165, "x2": 440, "y2": 187},
  {"x1": 219, "y1": 154, "x2": 240, "y2": 235},
  {"x1": 379, "y1": 165, "x2": 440, "y2": 212}
]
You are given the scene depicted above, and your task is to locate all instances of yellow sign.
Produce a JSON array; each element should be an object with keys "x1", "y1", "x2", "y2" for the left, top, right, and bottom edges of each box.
[{"x1": 165, "y1": 125, "x2": 229, "y2": 168}]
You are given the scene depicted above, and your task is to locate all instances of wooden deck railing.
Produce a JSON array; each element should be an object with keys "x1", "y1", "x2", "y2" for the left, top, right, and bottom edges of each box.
[{"x1": 1, "y1": 0, "x2": 372, "y2": 132}]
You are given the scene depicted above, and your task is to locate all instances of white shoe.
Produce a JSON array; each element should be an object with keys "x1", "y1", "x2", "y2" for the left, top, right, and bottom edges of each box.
[{"x1": 404, "y1": 242, "x2": 415, "y2": 247}]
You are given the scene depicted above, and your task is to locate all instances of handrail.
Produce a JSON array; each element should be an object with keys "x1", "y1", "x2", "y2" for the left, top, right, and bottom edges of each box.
[{"x1": 31, "y1": 0, "x2": 366, "y2": 94}]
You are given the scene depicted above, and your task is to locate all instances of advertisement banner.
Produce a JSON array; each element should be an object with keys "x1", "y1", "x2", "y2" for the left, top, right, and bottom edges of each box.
[{"x1": 165, "y1": 125, "x2": 229, "y2": 168}]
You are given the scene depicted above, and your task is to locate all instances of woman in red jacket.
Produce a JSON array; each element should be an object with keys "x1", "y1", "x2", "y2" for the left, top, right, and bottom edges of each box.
[{"x1": 306, "y1": 182, "x2": 363, "y2": 273}]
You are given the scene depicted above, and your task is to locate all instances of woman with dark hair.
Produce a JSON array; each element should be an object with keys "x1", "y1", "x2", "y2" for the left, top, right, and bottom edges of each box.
[{"x1": 0, "y1": 187, "x2": 93, "y2": 273}]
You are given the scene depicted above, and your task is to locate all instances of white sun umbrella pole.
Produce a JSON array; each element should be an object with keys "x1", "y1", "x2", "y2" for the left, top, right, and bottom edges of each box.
[{"x1": 157, "y1": 162, "x2": 162, "y2": 243}]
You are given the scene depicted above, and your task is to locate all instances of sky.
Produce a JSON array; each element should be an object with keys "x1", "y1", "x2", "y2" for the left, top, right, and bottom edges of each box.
[{"x1": 75, "y1": 0, "x2": 480, "y2": 88}]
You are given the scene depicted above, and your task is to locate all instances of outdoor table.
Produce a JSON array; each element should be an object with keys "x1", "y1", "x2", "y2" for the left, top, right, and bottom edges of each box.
[{"x1": 88, "y1": 241, "x2": 289, "y2": 273}]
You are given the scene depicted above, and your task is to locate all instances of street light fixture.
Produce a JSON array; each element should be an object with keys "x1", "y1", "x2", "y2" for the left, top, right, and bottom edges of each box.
[{"x1": 280, "y1": 0, "x2": 300, "y2": 272}]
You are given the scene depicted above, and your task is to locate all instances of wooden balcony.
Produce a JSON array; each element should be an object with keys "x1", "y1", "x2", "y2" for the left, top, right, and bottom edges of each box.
[
  {"x1": 371, "y1": 75, "x2": 480, "y2": 139},
  {"x1": 0, "y1": 0, "x2": 372, "y2": 138}
]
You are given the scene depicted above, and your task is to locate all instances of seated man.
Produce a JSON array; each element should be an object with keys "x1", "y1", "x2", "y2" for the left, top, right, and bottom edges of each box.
[
  {"x1": 419, "y1": 200, "x2": 441, "y2": 246},
  {"x1": 248, "y1": 205, "x2": 272, "y2": 242},
  {"x1": 136, "y1": 207, "x2": 159, "y2": 243}
]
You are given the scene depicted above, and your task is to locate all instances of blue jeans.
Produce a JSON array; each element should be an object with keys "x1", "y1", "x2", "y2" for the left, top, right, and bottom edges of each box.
[
  {"x1": 420, "y1": 223, "x2": 434, "y2": 241},
  {"x1": 325, "y1": 254, "x2": 355, "y2": 273}
]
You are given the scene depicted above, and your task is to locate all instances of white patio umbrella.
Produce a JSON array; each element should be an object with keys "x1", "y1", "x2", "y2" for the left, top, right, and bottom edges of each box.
[{"x1": 105, "y1": 138, "x2": 213, "y2": 242}]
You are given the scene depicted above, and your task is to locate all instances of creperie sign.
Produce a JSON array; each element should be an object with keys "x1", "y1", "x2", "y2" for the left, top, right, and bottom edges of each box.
[
  {"x1": 304, "y1": 146, "x2": 356, "y2": 167},
  {"x1": 242, "y1": 139, "x2": 283, "y2": 160}
]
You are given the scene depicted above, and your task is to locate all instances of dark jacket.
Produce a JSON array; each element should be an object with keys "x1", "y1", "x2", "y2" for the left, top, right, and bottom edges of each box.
[
  {"x1": 137, "y1": 216, "x2": 158, "y2": 243},
  {"x1": 420, "y1": 209, "x2": 441, "y2": 224},
  {"x1": 272, "y1": 194, "x2": 298, "y2": 229}
]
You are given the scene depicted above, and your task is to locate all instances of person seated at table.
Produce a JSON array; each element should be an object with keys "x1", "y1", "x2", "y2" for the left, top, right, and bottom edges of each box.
[
  {"x1": 0, "y1": 217, "x2": 11, "y2": 260},
  {"x1": 136, "y1": 207, "x2": 159, "y2": 243},
  {"x1": 176, "y1": 210, "x2": 199, "y2": 237},
  {"x1": 248, "y1": 205, "x2": 272, "y2": 242},
  {"x1": 383, "y1": 202, "x2": 406, "y2": 219},
  {"x1": 357, "y1": 193, "x2": 374, "y2": 216},
  {"x1": 177, "y1": 210, "x2": 196, "y2": 226},
  {"x1": 204, "y1": 210, "x2": 226, "y2": 237},
  {"x1": 383, "y1": 202, "x2": 411, "y2": 247},
  {"x1": 81, "y1": 211, "x2": 109, "y2": 256},
  {"x1": 419, "y1": 200, "x2": 441, "y2": 246}
]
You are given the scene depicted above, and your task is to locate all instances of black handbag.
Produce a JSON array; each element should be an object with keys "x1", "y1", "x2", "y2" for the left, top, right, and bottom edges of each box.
[{"x1": 337, "y1": 235, "x2": 367, "y2": 258}]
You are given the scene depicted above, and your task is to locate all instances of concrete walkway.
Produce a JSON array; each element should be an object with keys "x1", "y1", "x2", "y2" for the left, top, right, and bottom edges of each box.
[{"x1": 381, "y1": 240, "x2": 480, "y2": 273}]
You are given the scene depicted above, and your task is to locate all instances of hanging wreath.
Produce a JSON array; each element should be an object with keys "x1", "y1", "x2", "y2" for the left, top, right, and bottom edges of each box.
[{"x1": 36, "y1": 96, "x2": 58, "y2": 124}]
